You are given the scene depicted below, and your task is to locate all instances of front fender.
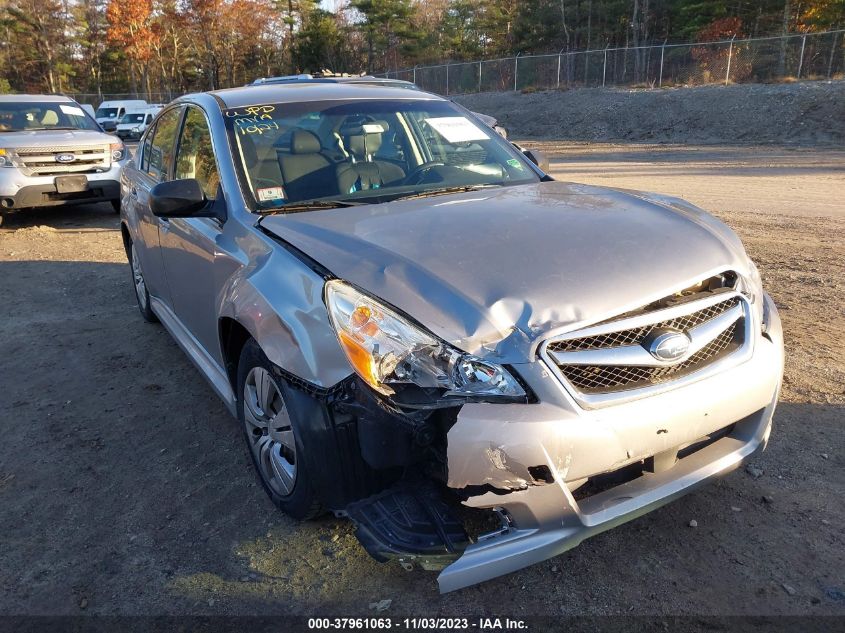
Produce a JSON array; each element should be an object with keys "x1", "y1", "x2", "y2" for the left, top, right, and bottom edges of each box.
[{"x1": 217, "y1": 236, "x2": 352, "y2": 389}]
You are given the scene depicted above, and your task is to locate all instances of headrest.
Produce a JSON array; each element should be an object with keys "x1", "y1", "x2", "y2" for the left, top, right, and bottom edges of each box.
[
  {"x1": 340, "y1": 121, "x2": 387, "y2": 137},
  {"x1": 290, "y1": 129, "x2": 321, "y2": 155},
  {"x1": 343, "y1": 121, "x2": 386, "y2": 159}
]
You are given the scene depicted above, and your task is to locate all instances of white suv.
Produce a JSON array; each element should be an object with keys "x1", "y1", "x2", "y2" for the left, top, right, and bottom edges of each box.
[{"x1": 0, "y1": 94, "x2": 128, "y2": 224}]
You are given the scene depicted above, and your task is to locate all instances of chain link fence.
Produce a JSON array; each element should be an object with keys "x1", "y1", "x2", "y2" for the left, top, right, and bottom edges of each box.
[
  {"x1": 64, "y1": 92, "x2": 178, "y2": 107},
  {"x1": 380, "y1": 30, "x2": 845, "y2": 95}
]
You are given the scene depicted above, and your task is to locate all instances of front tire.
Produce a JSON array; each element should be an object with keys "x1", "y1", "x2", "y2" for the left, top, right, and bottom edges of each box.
[
  {"x1": 129, "y1": 242, "x2": 157, "y2": 323},
  {"x1": 237, "y1": 339, "x2": 322, "y2": 520}
]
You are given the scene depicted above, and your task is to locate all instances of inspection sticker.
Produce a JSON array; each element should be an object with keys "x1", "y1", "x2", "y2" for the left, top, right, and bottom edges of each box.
[
  {"x1": 59, "y1": 105, "x2": 85, "y2": 117},
  {"x1": 425, "y1": 117, "x2": 489, "y2": 143},
  {"x1": 256, "y1": 186, "x2": 285, "y2": 202}
]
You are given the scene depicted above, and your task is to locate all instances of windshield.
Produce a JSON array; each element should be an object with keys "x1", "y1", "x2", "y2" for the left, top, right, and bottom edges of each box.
[
  {"x1": 223, "y1": 99, "x2": 539, "y2": 211},
  {"x1": 120, "y1": 113, "x2": 146, "y2": 124},
  {"x1": 0, "y1": 102, "x2": 100, "y2": 132},
  {"x1": 96, "y1": 107, "x2": 118, "y2": 119}
]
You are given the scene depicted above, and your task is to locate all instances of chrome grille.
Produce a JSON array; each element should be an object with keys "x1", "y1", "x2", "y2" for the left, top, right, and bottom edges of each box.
[
  {"x1": 542, "y1": 290, "x2": 750, "y2": 404},
  {"x1": 14, "y1": 145, "x2": 110, "y2": 175},
  {"x1": 547, "y1": 297, "x2": 740, "y2": 353},
  {"x1": 562, "y1": 321, "x2": 740, "y2": 393}
]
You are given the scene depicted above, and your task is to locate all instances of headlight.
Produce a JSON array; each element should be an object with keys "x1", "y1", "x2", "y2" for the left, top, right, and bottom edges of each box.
[
  {"x1": 110, "y1": 141, "x2": 125, "y2": 161},
  {"x1": 736, "y1": 258, "x2": 763, "y2": 305},
  {"x1": 325, "y1": 280, "x2": 526, "y2": 404},
  {"x1": 132, "y1": 126, "x2": 140, "y2": 133},
  {"x1": 0, "y1": 148, "x2": 20, "y2": 168}
]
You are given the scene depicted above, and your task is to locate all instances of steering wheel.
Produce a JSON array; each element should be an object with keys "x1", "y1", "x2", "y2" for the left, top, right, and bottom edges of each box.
[{"x1": 403, "y1": 161, "x2": 445, "y2": 185}]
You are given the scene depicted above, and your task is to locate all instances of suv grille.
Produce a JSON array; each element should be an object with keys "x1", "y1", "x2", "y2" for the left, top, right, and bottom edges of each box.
[
  {"x1": 544, "y1": 292, "x2": 747, "y2": 401},
  {"x1": 14, "y1": 145, "x2": 110, "y2": 176}
]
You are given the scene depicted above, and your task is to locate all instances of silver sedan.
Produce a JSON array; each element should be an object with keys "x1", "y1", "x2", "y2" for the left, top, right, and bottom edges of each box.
[{"x1": 119, "y1": 78, "x2": 783, "y2": 592}]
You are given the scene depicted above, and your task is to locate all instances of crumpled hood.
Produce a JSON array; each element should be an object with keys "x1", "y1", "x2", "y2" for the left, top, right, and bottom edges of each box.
[
  {"x1": 0, "y1": 129, "x2": 114, "y2": 148},
  {"x1": 260, "y1": 181, "x2": 750, "y2": 362}
]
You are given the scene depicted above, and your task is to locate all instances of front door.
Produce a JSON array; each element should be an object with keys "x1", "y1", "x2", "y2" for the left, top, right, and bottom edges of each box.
[{"x1": 157, "y1": 105, "x2": 225, "y2": 359}]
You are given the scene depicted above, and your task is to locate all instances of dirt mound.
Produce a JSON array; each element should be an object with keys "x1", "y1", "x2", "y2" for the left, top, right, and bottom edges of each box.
[{"x1": 456, "y1": 81, "x2": 845, "y2": 145}]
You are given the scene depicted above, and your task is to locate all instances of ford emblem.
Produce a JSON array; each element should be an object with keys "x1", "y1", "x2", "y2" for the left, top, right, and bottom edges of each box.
[
  {"x1": 55, "y1": 153, "x2": 76, "y2": 163},
  {"x1": 648, "y1": 331, "x2": 691, "y2": 362}
]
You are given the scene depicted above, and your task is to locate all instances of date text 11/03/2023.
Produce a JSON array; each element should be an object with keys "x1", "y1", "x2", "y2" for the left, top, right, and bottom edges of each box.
[{"x1": 307, "y1": 617, "x2": 529, "y2": 630}]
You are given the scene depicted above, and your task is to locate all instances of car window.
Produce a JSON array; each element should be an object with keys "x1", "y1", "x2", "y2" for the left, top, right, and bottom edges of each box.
[
  {"x1": 146, "y1": 107, "x2": 182, "y2": 182},
  {"x1": 224, "y1": 99, "x2": 538, "y2": 211},
  {"x1": 0, "y1": 101, "x2": 100, "y2": 132},
  {"x1": 120, "y1": 113, "x2": 146, "y2": 124},
  {"x1": 174, "y1": 107, "x2": 220, "y2": 198},
  {"x1": 139, "y1": 121, "x2": 156, "y2": 173}
]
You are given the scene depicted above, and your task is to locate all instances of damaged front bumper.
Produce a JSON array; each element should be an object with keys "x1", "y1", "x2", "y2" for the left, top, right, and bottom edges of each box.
[{"x1": 438, "y1": 294, "x2": 783, "y2": 592}]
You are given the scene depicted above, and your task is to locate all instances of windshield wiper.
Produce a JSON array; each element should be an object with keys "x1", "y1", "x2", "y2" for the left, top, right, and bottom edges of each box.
[
  {"x1": 381, "y1": 184, "x2": 501, "y2": 203},
  {"x1": 259, "y1": 198, "x2": 364, "y2": 214},
  {"x1": 23, "y1": 126, "x2": 79, "y2": 131}
]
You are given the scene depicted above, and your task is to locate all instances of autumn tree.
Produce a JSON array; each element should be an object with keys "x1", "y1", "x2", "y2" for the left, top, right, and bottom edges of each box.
[{"x1": 106, "y1": 0, "x2": 158, "y2": 96}]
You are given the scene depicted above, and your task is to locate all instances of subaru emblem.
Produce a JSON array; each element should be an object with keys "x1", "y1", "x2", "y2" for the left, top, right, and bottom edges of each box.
[{"x1": 648, "y1": 331, "x2": 691, "y2": 362}]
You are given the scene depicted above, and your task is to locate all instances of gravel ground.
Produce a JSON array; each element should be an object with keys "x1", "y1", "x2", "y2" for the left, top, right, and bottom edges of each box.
[
  {"x1": 456, "y1": 81, "x2": 845, "y2": 145},
  {"x1": 0, "y1": 143, "x2": 843, "y2": 618}
]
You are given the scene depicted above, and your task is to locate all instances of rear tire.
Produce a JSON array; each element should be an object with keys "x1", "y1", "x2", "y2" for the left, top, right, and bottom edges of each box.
[
  {"x1": 237, "y1": 339, "x2": 323, "y2": 520},
  {"x1": 129, "y1": 242, "x2": 158, "y2": 323}
]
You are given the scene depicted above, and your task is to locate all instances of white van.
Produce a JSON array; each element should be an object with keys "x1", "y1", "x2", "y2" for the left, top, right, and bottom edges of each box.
[
  {"x1": 95, "y1": 99, "x2": 147, "y2": 132},
  {"x1": 115, "y1": 106, "x2": 162, "y2": 141}
]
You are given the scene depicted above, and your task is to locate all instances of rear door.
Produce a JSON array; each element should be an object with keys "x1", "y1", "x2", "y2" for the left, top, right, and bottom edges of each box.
[{"x1": 127, "y1": 105, "x2": 184, "y2": 309}]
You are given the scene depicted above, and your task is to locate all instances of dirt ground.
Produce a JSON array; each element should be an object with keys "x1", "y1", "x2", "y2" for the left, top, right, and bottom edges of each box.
[
  {"x1": 0, "y1": 143, "x2": 843, "y2": 618},
  {"x1": 456, "y1": 81, "x2": 845, "y2": 146}
]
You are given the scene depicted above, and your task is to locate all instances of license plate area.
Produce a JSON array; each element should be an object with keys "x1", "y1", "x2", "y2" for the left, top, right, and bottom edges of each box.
[{"x1": 55, "y1": 175, "x2": 88, "y2": 194}]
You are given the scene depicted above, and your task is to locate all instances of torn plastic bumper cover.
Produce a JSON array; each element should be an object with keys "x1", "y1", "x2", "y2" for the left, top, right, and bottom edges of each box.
[{"x1": 437, "y1": 299, "x2": 783, "y2": 592}]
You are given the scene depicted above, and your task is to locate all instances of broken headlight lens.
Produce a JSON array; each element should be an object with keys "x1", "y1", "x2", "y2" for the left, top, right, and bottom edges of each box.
[
  {"x1": 737, "y1": 258, "x2": 763, "y2": 305},
  {"x1": 325, "y1": 280, "x2": 525, "y2": 402}
]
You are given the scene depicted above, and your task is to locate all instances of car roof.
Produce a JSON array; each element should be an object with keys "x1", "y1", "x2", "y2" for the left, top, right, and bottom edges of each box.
[
  {"x1": 0, "y1": 94, "x2": 75, "y2": 103},
  {"x1": 207, "y1": 82, "x2": 444, "y2": 109}
]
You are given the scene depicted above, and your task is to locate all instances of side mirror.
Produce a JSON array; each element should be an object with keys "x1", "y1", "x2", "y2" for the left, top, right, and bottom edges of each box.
[
  {"x1": 150, "y1": 179, "x2": 212, "y2": 218},
  {"x1": 522, "y1": 149, "x2": 549, "y2": 173}
]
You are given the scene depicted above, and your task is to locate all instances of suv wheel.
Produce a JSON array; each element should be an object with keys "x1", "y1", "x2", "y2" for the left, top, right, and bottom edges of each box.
[
  {"x1": 237, "y1": 339, "x2": 322, "y2": 520},
  {"x1": 129, "y1": 242, "x2": 157, "y2": 322}
]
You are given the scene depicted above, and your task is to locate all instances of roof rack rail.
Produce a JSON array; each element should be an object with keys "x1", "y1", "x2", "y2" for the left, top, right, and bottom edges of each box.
[{"x1": 249, "y1": 72, "x2": 417, "y2": 89}]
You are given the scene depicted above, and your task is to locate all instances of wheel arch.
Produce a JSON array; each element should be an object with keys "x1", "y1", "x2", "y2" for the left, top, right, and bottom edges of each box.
[{"x1": 219, "y1": 316, "x2": 253, "y2": 396}]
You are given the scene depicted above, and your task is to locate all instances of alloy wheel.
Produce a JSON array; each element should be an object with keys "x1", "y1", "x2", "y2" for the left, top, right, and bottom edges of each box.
[
  {"x1": 243, "y1": 366, "x2": 297, "y2": 497},
  {"x1": 131, "y1": 244, "x2": 147, "y2": 310}
]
